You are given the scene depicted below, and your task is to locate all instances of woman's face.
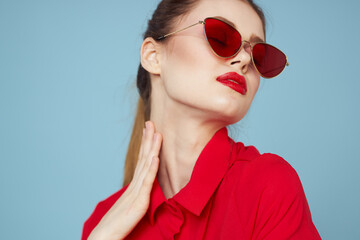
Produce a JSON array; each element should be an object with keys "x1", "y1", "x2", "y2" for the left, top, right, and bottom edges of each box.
[{"x1": 157, "y1": 0, "x2": 265, "y2": 125}]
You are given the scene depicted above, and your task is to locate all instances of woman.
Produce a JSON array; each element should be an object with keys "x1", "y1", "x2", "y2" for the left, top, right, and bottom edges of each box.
[{"x1": 82, "y1": 0, "x2": 321, "y2": 239}]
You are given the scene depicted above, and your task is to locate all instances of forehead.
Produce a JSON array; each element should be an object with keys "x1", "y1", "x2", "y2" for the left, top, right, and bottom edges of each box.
[{"x1": 181, "y1": 0, "x2": 265, "y2": 41}]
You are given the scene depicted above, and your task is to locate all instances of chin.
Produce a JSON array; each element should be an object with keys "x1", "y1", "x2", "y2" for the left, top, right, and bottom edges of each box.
[
  {"x1": 210, "y1": 104, "x2": 249, "y2": 125},
  {"x1": 223, "y1": 112, "x2": 247, "y2": 125}
]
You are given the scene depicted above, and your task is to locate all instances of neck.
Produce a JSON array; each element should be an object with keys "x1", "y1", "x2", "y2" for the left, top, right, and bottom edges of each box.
[{"x1": 150, "y1": 92, "x2": 224, "y2": 199}]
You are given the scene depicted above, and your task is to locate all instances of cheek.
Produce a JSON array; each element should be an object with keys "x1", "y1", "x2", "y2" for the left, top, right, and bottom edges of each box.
[
  {"x1": 161, "y1": 38, "x2": 215, "y2": 100},
  {"x1": 164, "y1": 36, "x2": 211, "y2": 71},
  {"x1": 250, "y1": 76, "x2": 261, "y2": 98}
]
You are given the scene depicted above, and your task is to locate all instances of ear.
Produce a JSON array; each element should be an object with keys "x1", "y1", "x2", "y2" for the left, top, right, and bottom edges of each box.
[{"x1": 140, "y1": 37, "x2": 161, "y2": 75}]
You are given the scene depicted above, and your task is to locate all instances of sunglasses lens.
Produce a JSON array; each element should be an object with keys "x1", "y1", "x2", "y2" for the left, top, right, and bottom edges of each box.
[
  {"x1": 204, "y1": 18, "x2": 241, "y2": 57},
  {"x1": 252, "y1": 43, "x2": 287, "y2": 78}
]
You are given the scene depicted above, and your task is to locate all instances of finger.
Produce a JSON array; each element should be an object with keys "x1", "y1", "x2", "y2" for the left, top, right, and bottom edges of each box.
[
  {"x1": 137, "y1": 128, "x2": 146, "y2": 160},
  {"x1": 141, "y1": 132, "x2": 162, "y2": 180},
  {"x1": 141, "y1": 156, "x2": 160, "y2": 195},
  {"x1": 136, "y1": 121, "x2": 155, "y2": 173},
  {"x1": 131, "y1": 121, "x2": 156, "y2": 190},
  {"x1": 144, "y1": 122, "x2": 155, "y2": 157},
  {"x1": 136, "y1": 132, "x2": 162, "y2": 188},
  {"x1": 149, "y1": 132, "x2": 162, "y2": 161},
  {"x1": 131, "y1": 129, "x2": 147, "y2": 186}
]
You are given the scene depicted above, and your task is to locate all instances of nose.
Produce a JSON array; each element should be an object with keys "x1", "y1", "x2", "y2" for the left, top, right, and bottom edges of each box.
[{"x1": 230, "y1": 41, "x2": 252, "y2": 74}]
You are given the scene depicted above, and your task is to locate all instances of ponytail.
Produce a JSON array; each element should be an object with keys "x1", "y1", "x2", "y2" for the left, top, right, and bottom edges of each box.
[
  {"x1": 122, "y1": 64, "x2": 151, "y2": 187},
  {"x1": 122, "y1": 97, "x2": 147, "y2": 187}
]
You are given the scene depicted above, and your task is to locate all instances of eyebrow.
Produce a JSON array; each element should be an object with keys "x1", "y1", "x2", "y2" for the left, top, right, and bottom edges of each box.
[
  {"x1": 249, "y1": 34, "x2": 265, "y2": 43},
  {"x1": 212, "y1": 16, "x2": 265, "y2": 43},
  {"x1": 212, "y1": 16, "x2": 237, "y2": 28}
]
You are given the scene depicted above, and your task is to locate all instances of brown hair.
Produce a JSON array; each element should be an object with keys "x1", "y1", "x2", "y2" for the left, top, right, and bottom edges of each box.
[{"x1": 122, "y1": 0, "x2": 266, "y2": 187}]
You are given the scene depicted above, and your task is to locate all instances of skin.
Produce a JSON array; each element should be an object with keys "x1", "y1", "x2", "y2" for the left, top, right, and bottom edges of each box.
[
  {"x1": 144, "y1": 0, "x2": 264, "y2": 199},
  {"x1": 88, "y1": 0, "x2": 264, "y2": 239}
]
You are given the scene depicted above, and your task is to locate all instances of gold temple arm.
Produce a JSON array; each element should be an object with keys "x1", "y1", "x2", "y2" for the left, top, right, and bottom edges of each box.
[{"x1": 157, "y1": 20, "x2": 204, "y2": 40}]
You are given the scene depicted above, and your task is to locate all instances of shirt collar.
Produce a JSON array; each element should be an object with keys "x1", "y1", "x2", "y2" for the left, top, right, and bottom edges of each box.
[{"x1": 147, "y1": 127, "x2": 233, "y2": 225}]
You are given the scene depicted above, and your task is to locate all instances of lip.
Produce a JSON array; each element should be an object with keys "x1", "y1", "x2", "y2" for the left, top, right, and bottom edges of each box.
[{"x1": 216, "y1": 72, "x2": 247, "y2": 95}]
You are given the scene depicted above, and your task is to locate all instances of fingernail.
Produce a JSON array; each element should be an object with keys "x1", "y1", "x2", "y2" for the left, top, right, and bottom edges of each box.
[{"x1": 145, "y1": 121, "x2": 150, "y2": 129}]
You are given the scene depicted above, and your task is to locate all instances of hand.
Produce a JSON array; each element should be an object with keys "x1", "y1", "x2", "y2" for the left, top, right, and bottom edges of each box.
[{"x1": 88, "y1": 121, "x2": 162, "y2": 240}]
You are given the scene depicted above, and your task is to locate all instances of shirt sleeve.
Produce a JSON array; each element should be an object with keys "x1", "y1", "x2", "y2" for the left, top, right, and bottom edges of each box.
[
  {"x1": 251, "y1": 154, "x2": 321, "y2": 240},
  {"x1": 81, "y1": 186, "x2": 128, "y2": 240},
  {"x1": 81, "y1": 200, "x2": 106, "y2": 240}
]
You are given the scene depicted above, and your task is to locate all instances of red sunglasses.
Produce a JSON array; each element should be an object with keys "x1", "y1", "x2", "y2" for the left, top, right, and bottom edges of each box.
[{"x1": 156, "y1": 17, "x2": 289, "y2": 78}]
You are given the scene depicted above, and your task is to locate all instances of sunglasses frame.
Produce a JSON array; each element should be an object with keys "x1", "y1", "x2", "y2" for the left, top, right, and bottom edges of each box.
[{"x1": 156, "y1": 17, "x2": 289, "y2": 79}]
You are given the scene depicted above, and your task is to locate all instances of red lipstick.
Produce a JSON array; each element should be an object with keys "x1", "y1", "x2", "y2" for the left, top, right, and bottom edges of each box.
[{"x1": 216, "y1": 72, "x2": 247, "y2": 95}]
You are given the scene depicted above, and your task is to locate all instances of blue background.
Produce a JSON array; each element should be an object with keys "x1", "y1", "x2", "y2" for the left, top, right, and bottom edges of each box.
[{"x1": 1, "y1": 0, "x2": 359, "y2": 239}]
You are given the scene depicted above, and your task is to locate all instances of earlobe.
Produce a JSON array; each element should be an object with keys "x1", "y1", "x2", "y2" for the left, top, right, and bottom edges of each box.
[{"x1": 140, "y1": 37, "x2": 161, "y2": 75}]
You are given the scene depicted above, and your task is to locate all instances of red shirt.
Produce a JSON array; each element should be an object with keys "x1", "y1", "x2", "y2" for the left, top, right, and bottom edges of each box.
[{"x1": 82, "y1": 127, "x2": 321, "y2": 239}]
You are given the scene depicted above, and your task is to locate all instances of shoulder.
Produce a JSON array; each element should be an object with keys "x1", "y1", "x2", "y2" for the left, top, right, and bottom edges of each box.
[
  {"x1": 229, "y1": 141, "x2": 303, "y2": 194},
  {"x1": 227, "y1": 144, "x2": 321, "y2": 239},
  {"x1": 251, "y1": 153, "x2": 302, "y2": 191},
  {"x1": 250, "y1": 153, "x2": 304, "y2": 202},
  {"x1": 225, "y1": 141, "x2": 305, "y2": 208},
  {"x1": 81, "y1": 184, "x2": 129, "y2": 240}
]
